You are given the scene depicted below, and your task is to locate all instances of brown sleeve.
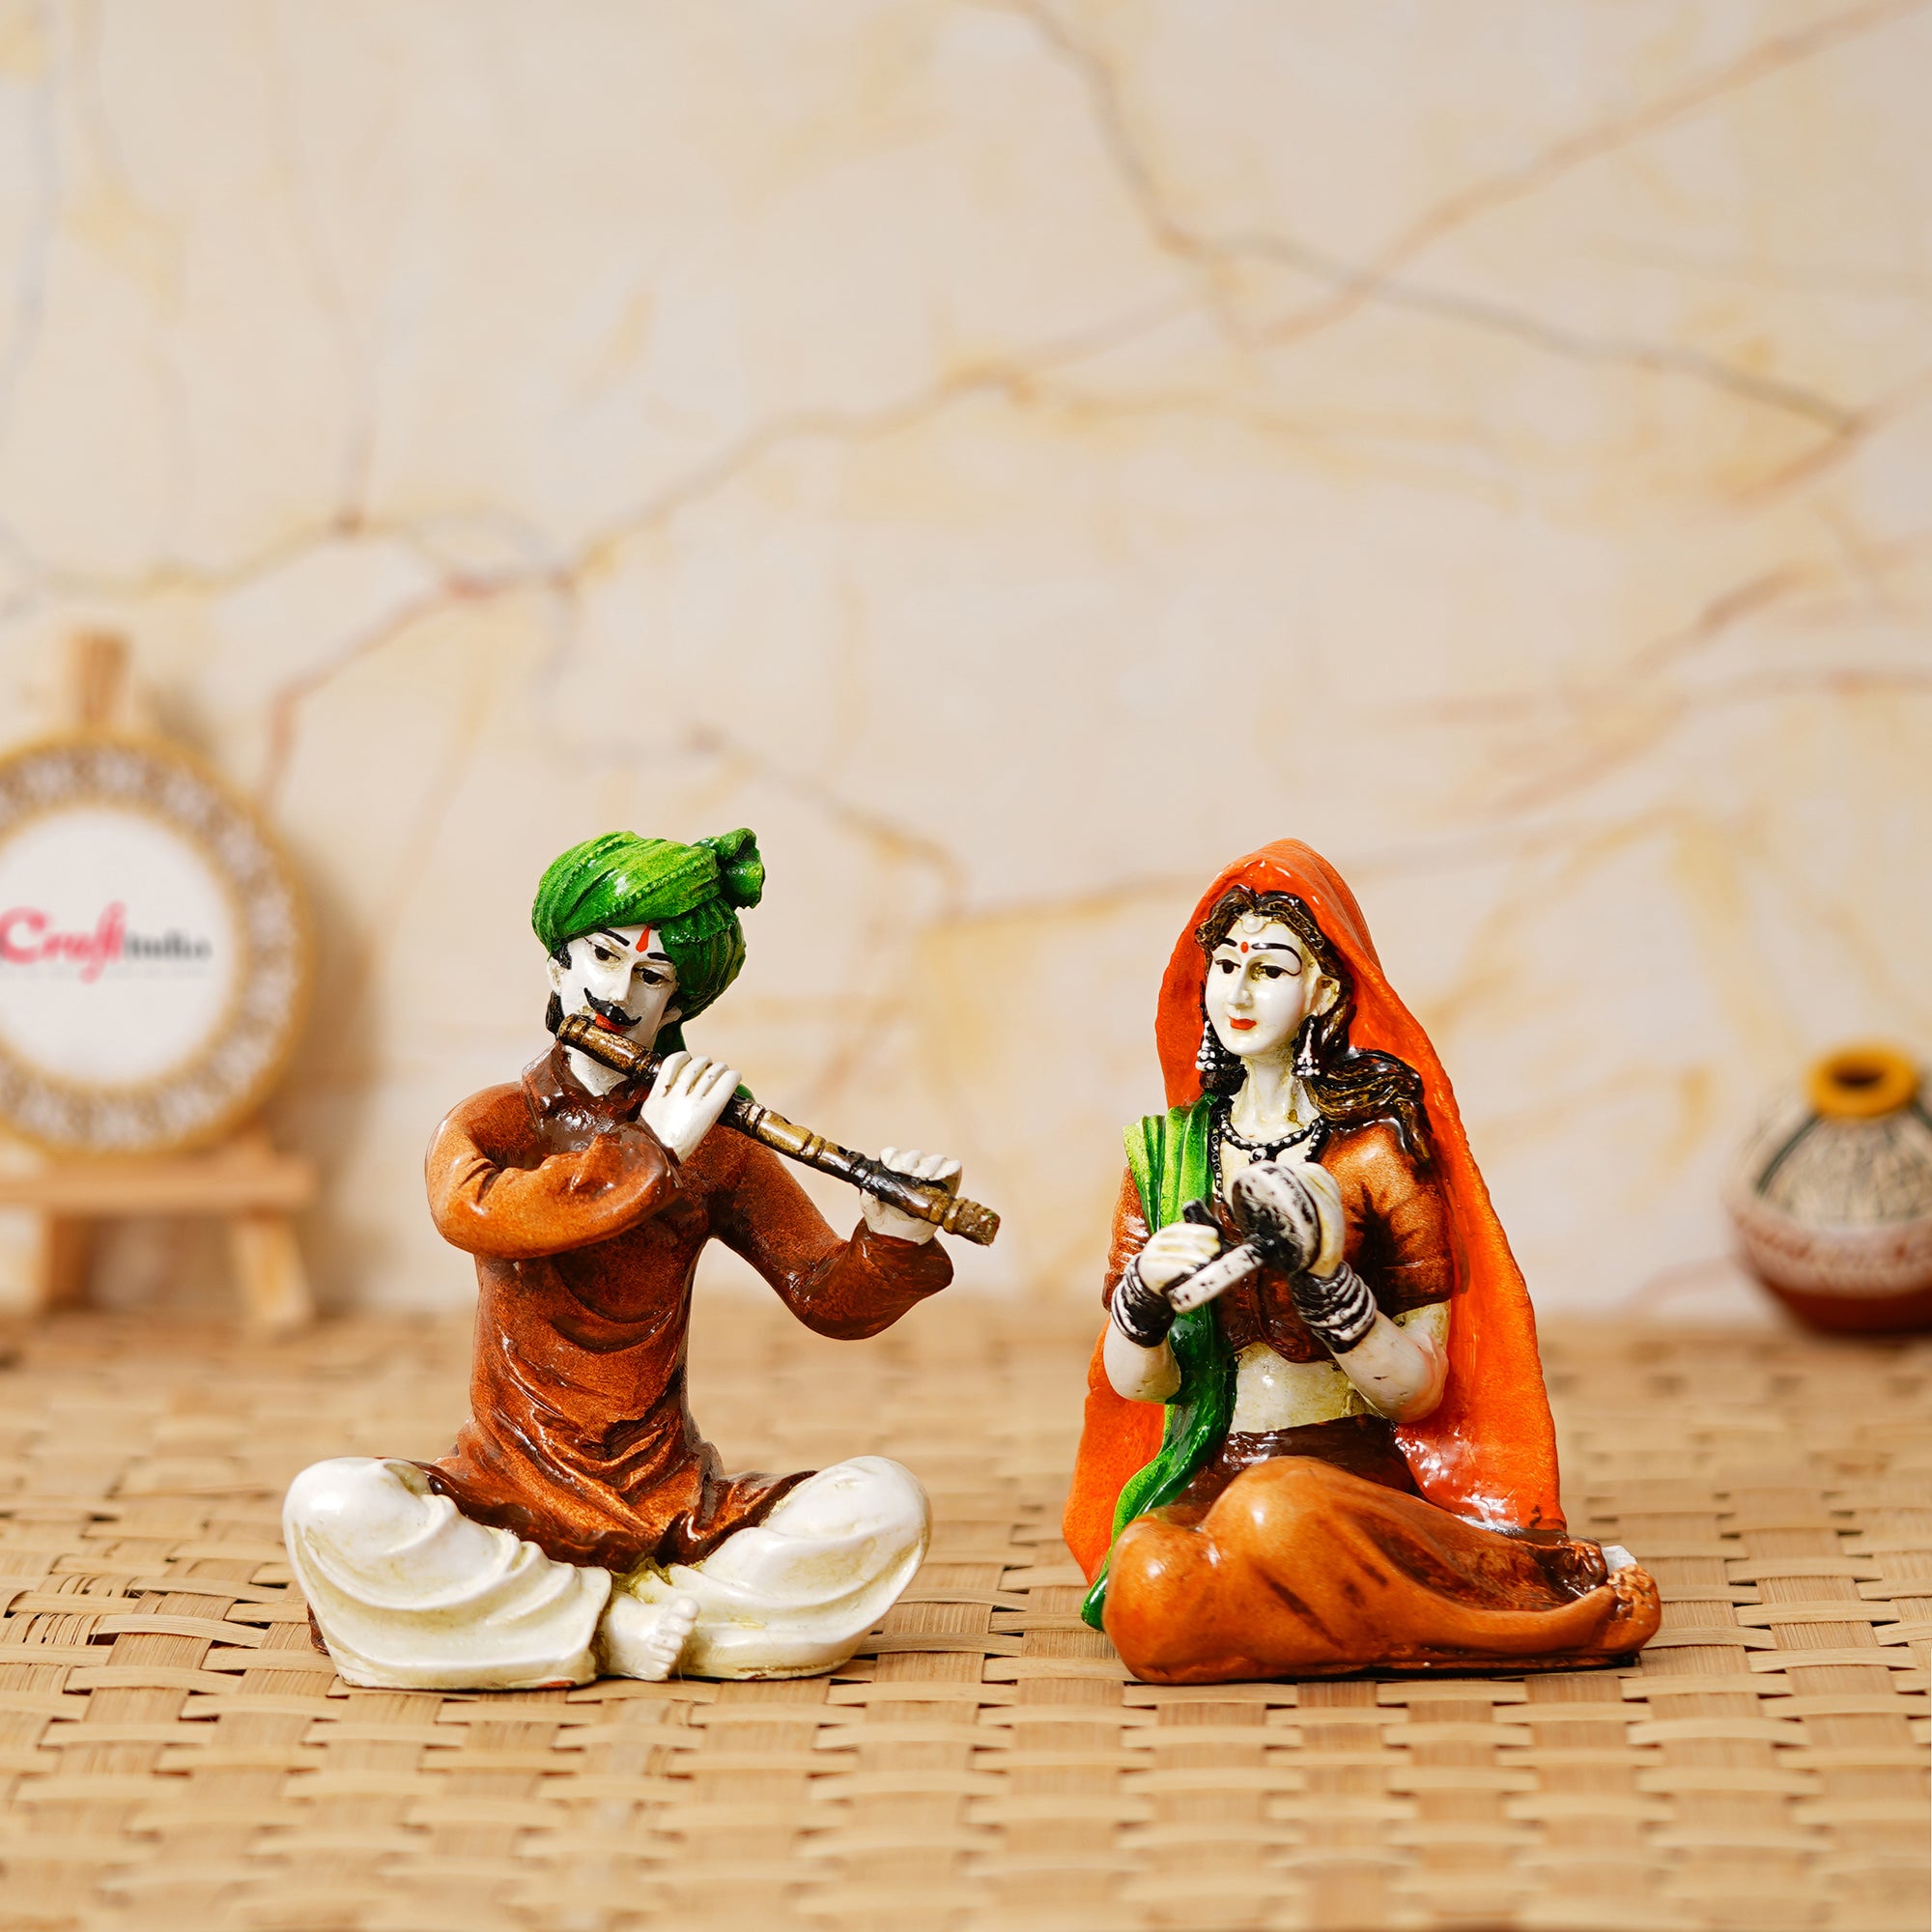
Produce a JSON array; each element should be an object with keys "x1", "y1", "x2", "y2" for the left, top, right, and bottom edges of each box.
[
  {"x1": 425, "y1": 1084, "x2": 680, "y2": 1260},
  {"x1": 1100, "y1": 1165, "x2": 1151, "y2": 1310},
  {"x1": 1327, "y1": 1123, "x2": 1456, "y2": 1315},
  {"x1": 711, "y1": 1141, "x2": 952, "y2": 1341}
]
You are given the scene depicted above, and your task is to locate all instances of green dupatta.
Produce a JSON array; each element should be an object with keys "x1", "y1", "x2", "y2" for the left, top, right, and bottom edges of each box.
[{"x1": 1079, "y1": 1097, "x2": 1236, "y2": 1630}]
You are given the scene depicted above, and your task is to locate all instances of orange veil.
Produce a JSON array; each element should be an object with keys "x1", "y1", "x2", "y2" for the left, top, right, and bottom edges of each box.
[{"x1": 1065, "y1": 840, "x2": 1563, "y2": 1580}]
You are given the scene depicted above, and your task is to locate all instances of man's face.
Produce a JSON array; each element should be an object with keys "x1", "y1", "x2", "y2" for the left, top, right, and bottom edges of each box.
[
  {"x1": 1204, "y1": 914, "x2": 1337, "y2": 1062},
  {"x1": 548, "y1": 922, "x2": 681, "y2": 1047}
]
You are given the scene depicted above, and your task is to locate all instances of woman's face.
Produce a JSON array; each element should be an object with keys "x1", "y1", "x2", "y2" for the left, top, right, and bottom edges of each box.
[{"x1": 1204, "y1": 914, "x2": 1337, "y2": 1062}]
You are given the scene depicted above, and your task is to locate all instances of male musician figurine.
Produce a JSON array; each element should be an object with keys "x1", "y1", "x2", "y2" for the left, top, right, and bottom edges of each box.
[{"x1": 284, "y1": 829, "x2": 962, "y2": 1689}]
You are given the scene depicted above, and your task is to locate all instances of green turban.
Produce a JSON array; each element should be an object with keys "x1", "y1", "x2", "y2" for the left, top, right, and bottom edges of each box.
[{"x1": 532, "y1": 828, "x2": 764, "y2": 1043}]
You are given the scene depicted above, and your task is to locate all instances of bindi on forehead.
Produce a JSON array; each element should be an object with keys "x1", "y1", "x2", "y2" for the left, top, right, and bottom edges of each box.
[{"x1": 1219, "y1": 919, "x2": 1301, "y2": 958}]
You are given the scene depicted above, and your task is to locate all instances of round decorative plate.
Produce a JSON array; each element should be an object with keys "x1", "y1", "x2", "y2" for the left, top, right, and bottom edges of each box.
[{"x1": 0, "y1": 735, "x2": 308, "y2": 1153}]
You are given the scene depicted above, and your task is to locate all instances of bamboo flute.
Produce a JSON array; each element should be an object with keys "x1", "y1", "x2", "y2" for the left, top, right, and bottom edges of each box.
[{"x1": 554, "y1": 1011, "x2": 1000, "y2": 1246}]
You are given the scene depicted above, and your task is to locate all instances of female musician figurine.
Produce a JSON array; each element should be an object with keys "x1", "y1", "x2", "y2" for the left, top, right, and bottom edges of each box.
[
  {"x1": 1065, "y1": 840, "x2": 1660, "y2": 1683},
  {"x1": 284, "y1": 829, "x2": 965, "y2": 1690}
]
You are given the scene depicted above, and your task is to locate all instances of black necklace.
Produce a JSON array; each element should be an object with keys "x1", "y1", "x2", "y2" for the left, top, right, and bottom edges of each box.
[{"x1": 1208, "y1": 1095, "x2": 1321, "y2": 1197}]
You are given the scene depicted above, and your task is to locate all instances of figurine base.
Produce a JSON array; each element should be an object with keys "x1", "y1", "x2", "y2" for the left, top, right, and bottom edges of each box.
[{"x1": 1125, "y1": 1647, "x2": 1652, "y2": 1687}]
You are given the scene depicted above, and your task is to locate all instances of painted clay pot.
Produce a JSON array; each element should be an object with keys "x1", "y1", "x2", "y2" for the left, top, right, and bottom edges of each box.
[{"x1": 1725, "y1": 1044, "x2": 1932, "y2": 1333}]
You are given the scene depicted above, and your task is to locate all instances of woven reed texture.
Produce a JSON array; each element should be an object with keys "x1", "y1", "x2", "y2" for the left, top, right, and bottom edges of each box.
[{"x1": 0, "y1": 1298, "x2": 1925, "y2": 1932}]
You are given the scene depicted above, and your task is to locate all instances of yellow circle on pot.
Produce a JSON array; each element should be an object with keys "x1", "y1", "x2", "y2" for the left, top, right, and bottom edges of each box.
[{"x1": 1807, "y1": 1043, "x2": 1919, "y2": 1121}]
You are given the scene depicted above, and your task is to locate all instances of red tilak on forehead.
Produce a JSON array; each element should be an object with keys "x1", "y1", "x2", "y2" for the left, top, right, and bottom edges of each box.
[{"x1": 1239, "y1": 941, "x2": 1248, "y2": 952}]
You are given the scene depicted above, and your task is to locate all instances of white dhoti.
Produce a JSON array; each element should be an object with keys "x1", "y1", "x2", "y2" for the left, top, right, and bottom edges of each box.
[{"x1": 283, "y1": 1453, "x2": 928, "y2": 1690}]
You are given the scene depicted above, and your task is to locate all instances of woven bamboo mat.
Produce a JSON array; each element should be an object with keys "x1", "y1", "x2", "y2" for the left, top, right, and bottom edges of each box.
[{"x1": 0, "y1": 1297, "x2": 1925, "y2": 1932}]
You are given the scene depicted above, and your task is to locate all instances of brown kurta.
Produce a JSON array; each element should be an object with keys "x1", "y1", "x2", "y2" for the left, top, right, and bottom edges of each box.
[{"x1": 421, "y1": 1044, "x2": 952, "y2": 1573}]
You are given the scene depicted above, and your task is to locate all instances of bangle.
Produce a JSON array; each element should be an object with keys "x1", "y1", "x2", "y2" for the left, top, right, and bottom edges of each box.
[
  {"x1": 1111, "y1": 1256, "x2": 1176, "y2": 1348},
  {"x1": 1292, "y1": 1262, "x2": 1376, "y2": 1353}
]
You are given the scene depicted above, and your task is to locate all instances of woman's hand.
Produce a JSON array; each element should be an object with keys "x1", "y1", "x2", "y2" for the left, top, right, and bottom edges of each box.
[
  {"x1": 1135, "y1": 1222, "x2": 1222, "y2": 1293},
  {"x1": 1103, "y1": 1221, "x2": 1221, "y2": 1406},
  {"x1": 1107, "y1": 1219, "x2": 1221, "y2": 1365},
  {"x1": 640, "y1": 1052, "x2": 740, "y2": 1164},
  {"x1": 860, "y1": 1148, "x2": 961, "y2": 1245}
]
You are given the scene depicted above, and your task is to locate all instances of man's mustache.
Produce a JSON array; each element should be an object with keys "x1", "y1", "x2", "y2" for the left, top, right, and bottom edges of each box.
[{"x1": 583, "y1": 990, "x2": 639, "y2": 1030}]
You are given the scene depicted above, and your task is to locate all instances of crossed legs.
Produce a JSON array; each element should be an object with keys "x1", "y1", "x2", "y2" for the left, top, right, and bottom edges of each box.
[
  {"x1": 1103, "y1": 1455, "x2": 1661, "y2": 1685},
  {"x1": 283, "y1": 1454, "x2": 928, "y2": 1690}
]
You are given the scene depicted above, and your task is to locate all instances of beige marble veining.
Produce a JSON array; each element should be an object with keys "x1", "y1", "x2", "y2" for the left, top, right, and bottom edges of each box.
[{"x1": 0, "y1": 1, "x2": 1925, "y2": 1321}]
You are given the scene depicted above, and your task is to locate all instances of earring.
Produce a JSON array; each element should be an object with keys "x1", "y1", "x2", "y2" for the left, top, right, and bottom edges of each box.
[
  {"x1": 1197, "y1": 1015, "x2": 1240, "y2": 1093},
  {"x1": 1293, "y1": 1014, "x2": 1321, "y2": 1080},
  {"x1": 1195, "y1": 1015, "x2": 1219, "y2": 1081}
]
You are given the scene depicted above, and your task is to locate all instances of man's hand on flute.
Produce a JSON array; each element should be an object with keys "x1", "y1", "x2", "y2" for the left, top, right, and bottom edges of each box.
[
  {"x1": 860, "y1": 1150, "x2": 962, "y2": 1246},
  {"x1": 640, "y1": 1051, "x2": 741, "y2": 1164}
]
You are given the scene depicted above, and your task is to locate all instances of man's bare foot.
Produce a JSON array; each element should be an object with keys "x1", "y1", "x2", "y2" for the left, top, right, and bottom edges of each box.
[{"x1": 597, "y1": 1588, "x2": 698, "y2": 1682}]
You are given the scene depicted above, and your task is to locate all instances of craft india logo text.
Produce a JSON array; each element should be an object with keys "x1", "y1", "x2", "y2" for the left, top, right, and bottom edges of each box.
[{"x1": 0, "y1": 904, "x2": 214, "y2": 981}]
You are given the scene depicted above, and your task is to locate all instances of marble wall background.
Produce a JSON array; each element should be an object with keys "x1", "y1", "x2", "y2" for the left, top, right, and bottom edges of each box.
[{"x1": 0, "y1": 0, "x2": 1925, "y2": 1319}]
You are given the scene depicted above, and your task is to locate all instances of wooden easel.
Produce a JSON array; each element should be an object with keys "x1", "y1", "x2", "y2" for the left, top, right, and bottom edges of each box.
[{"x1": 0, "y1": 637, "x2": 317, "y2": 1334}]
